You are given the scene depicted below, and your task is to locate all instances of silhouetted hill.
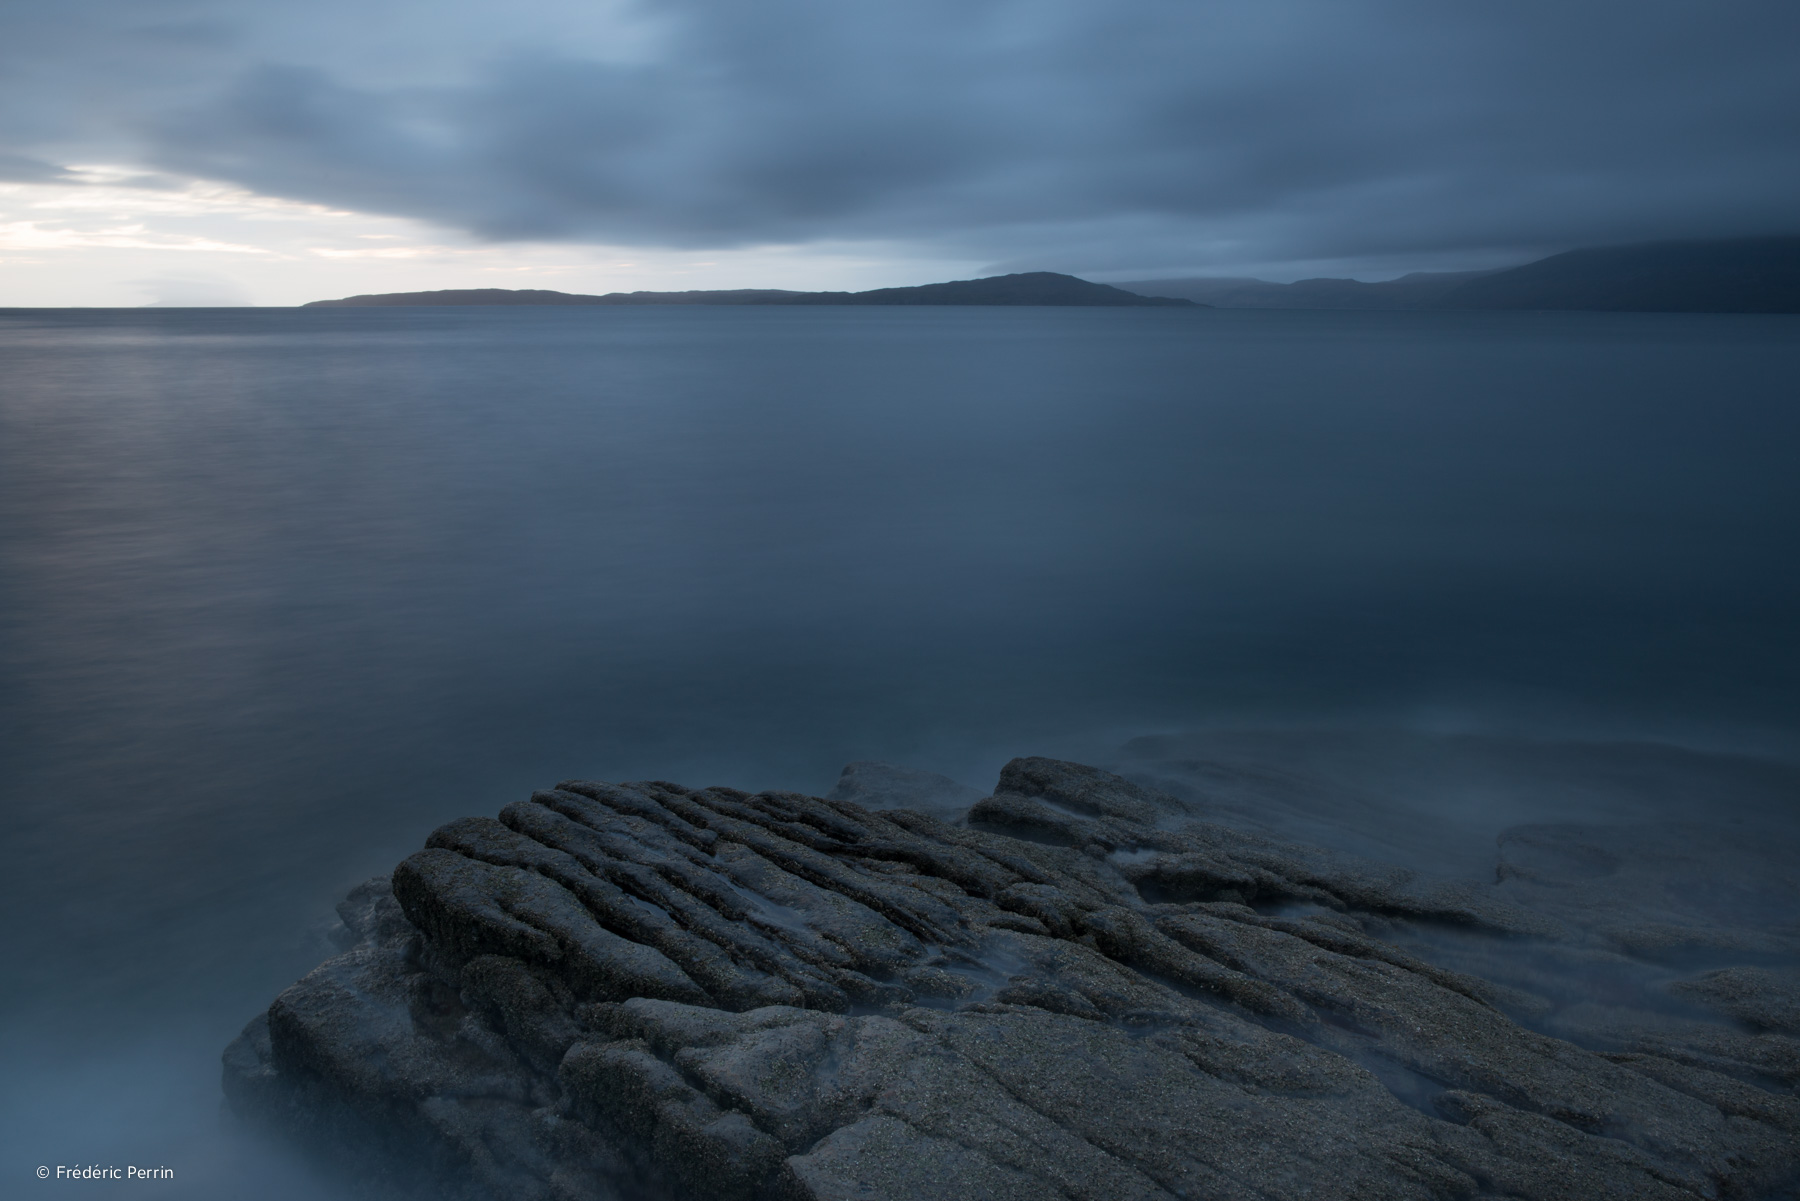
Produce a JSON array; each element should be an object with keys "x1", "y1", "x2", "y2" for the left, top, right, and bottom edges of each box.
[
  {"x1": 301, "y1": 287, "x2": 813, "y2": 307},
  {"x1": 1437, "y1": 237, "x2": 1800, "y2": 312},
  {"x1": 1115, "y1": 271, "x2": 1489, "y2": 309},
  {"x1": 829, "y1": 272, "x2": 1193, "y2": 306},
  {"x1": 303, "y1": 272, "x2": 1196, "y2": 308}
]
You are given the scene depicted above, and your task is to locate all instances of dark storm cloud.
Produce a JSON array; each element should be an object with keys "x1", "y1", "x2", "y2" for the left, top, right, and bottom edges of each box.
[{"x1": 3, "y1": 0, "x2": 1797, "y2": 273}]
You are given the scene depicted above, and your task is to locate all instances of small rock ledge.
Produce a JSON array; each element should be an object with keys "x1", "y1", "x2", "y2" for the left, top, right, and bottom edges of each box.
[{"x1": 224, "y1": 758, "x2": 1800, "y2": 1200}]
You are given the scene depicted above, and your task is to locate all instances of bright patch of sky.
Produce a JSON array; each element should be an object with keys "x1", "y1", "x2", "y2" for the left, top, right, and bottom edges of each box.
[{"x1": 0, "y1": 168, "x2": 983, "y2": 306}]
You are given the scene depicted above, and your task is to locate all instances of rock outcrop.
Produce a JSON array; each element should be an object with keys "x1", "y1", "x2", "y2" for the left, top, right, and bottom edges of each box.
[{"x1": 224, "y1": 758, "x2": 1800, "y2": 1200}]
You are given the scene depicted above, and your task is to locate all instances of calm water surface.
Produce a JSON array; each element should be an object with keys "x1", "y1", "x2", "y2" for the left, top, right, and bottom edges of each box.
[{"x1": 2, "y1": 305, "x2": 1797, "y2": 1195}]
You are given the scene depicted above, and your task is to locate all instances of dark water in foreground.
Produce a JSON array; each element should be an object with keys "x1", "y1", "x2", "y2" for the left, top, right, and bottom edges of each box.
[{"x1": 2, "y1": 305, "x2": 1797, "y2": 1195}]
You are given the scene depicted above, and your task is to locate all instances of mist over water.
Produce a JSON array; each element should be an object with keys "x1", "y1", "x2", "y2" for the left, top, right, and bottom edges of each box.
[{"x1": 2, "y1": 305, "x2": 1797, "y2": 1196}]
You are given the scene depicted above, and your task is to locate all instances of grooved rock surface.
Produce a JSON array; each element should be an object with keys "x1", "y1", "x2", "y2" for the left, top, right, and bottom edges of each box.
[{"x1": 224, "y1": 758, "x2": 1800, "y2": 1200}]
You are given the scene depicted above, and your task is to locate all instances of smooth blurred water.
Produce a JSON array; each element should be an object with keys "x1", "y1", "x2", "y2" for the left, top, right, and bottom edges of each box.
[{"x1": 2, "y1": 304, "x2": 1797, "y2": 1195}]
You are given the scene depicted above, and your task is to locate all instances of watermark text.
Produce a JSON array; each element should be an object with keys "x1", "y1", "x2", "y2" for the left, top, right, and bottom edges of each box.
[{"x1": 36, "y1": 1165, "x2": 174, "y2": 1182}]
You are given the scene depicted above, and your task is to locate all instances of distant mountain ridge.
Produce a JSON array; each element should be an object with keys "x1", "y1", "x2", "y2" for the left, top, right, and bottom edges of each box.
[
  {"x1": 1115, "y1": 237, "x2": 1800, "y2": 312},
  {"x1": 304, "y1": 238, "x2": 1800, "y2": 313},
  {"x1": 303, "y1": 272, "x2": 1196, "y2": 308}
]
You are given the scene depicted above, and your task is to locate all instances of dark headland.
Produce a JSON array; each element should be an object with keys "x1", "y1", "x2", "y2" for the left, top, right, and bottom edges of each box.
[
  {"x1": 302, "y1": 270, "x2": 1198, "y2": 308},
  {"x1": 1116, "y1": 235, "x2": 1800, "y2": 312}
]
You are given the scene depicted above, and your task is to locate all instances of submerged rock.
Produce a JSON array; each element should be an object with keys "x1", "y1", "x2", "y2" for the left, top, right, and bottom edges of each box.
[
  {"x1": 826, "y1": 761, "x2": 983, "y2": 820},
  {"x1": 225, "y1": 758, "x2": 1800, "y2": 1200}
]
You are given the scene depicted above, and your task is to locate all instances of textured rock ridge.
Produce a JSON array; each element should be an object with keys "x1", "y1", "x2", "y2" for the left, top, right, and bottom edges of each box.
[{"x1": 224, "y1": 758, "x2": 1800, "y2": 1200}]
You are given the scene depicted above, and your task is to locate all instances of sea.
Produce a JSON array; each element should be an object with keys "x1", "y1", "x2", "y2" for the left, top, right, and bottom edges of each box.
[{"x1": 2, "y1": 304, "x2": 1797, "y2": 1196}]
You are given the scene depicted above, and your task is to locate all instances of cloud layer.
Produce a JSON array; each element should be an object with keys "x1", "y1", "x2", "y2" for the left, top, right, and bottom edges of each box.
[{"x1": 4, "y1": 0, "x2": 1798, "y2": 277}]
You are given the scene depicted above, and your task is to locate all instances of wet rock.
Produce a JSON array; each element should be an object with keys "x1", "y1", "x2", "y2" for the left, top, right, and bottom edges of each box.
[
  {"x1": 225, "y1": 759, "x2": 1800, "y2": 1200},
  {"x1": 1494, "y1": 822, "x2": 1800, "y2": 960},
  {"x1": 1670, "y1": 966, "x2": 1800, "y2": 1033}
]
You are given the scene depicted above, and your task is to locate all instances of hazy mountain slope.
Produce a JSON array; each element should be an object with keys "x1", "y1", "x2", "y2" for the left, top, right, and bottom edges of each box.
[{"x1": 1438, "y1": 236, "x2": 1800, "y2": 312}]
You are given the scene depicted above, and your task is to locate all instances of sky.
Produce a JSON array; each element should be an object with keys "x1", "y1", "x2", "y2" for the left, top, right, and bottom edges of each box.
[{"x1": 1, "y1": 0, "x2": 1796, "y2": 305}]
